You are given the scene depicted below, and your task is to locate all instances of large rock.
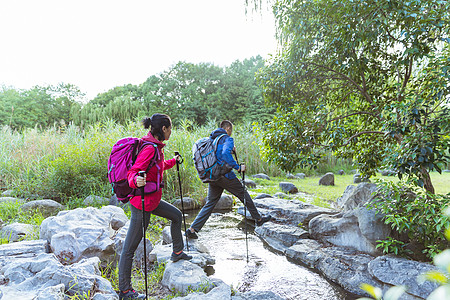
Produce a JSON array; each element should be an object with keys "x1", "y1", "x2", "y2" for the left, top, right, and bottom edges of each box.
[
  {"x1": 0, "y1": 252, "x2": 117, "y2": 299},
  {"x1": 368, "y1": 256, "x2": 438, "y2": 299},
  {"x1": 252, "y1": 173, "x2": 270, "y2": 180},
  {"x1": 83, "y1": 195, "x2": 109, "y2": 206},
  {"x1": 319, "y1": 172, "x2": 334, "y2": 186},
  {"x1": 339, "y1": 183, "x2": 377, "y2": 211},
  {"x1": 162, "y1": 260, "x2": 213, "y2": 294},
  {"x1": 255, "y1": 222, "x2": 309, "y2": 252},
  {"x1": 309, "y1": 210, "x2": 389, "y2": 255},
  {"x1": 174, "y1": 197, "x2": 198, "y2": 211},
  {"x1": 0, "y1": 223, "x2": 37, "y2": 242},
  {"x1": 214, "y1": 194, "x2": 233, "y2": 211},
  {"x1": 254, "y1": 193, "x2": 273, "y2": 200},
  {"x1": 0, "y1": 240, "x2": 49, "y2": 259},
  {"x1": 279, "y1": 182, "x2": 298, "y2": 194},
  {"x1": 200, "y1": 194, "x2": 234, "y2": 210},
  {"x1": 0, "y1": 197, "x2": 25, "y2": 204},
  {"x1": 40, "y1": 205, "x2": 128, "y2": 264},
  {"x1": 171, "y1": 279, "x2": 231, "y2": 299},
  {"x1": 20, "y1": 199, "x2": 64, "y2": 218},
  {"x1": 243, "y1": 179, "x2": 257, "y2": 189},
  {"x1": 233, "y1": 291, "x2": 286, "y2": 300},
  {"x1": 253, "y1": 197, "x2": 337, "y2": 226},
  {"x1": 295, "y1": 173, "x2": 306, "y2": 179}
]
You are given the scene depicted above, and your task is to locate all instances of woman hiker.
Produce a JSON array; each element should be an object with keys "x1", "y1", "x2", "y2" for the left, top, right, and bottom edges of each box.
[
  {"x1": 118, "y1": 113, "x2": 192, "y2": 300},
  {"x1": 185, "y1": 120, "x2": 272, "y2": 240}
]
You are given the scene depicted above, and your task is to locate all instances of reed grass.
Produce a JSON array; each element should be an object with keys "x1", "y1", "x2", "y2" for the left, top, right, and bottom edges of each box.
[{"x1": 0, "y1": 120, "x2": 283, "y2": 205}]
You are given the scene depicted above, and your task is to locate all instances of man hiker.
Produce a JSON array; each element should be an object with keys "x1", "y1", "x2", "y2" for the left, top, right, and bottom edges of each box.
[{"x1": 186, "y1": 120, "x2": 272, "y2": 239}]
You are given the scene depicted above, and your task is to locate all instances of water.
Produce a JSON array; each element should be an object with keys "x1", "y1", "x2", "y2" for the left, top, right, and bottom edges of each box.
[{"x1": 184, "y1": 210, "x2": 357, "y2": 300}]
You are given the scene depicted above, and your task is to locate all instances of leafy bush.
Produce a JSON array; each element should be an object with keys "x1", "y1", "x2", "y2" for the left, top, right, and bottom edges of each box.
[
  {"x1": 359, "y1": 207, "x2": 450, "y2": 300},
  {"x1": 369, "y1": 180, "x2": 450, "y2": 259}
]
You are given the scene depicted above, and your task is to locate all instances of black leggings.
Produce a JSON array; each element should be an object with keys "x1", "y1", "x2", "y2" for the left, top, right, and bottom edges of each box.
[{"x1": 118, "y1": 200, "x2": 183, "y2": 291}]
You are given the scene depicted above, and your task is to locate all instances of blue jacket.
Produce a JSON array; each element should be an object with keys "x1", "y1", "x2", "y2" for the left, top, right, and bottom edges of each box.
[{"x1": 210, "y1": 128, "x2": 239, "y2": 179}]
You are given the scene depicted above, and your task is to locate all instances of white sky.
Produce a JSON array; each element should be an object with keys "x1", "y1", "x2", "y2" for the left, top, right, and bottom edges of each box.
[{"x1": 0, "y1": 0, "x2": 277, "y2": 101}]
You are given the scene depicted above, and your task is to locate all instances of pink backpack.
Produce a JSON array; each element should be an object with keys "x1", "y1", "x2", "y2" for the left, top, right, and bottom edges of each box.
[{"x1": 107, "y1": 137, "x2": 160, "y2": 203}]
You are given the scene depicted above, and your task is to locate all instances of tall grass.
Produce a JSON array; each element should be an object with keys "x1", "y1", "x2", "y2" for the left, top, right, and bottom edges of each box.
[{"x1": 0, "y1": 121, "x2": 283, "y2": 205}]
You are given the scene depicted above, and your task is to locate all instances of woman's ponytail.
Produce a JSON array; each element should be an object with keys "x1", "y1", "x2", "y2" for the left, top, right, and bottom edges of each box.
[{"x1": 143, "y1": 113, "x2": 171, "y2": 141}]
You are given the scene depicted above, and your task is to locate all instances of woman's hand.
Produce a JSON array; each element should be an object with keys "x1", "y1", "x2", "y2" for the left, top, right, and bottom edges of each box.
[
  {"x1": 136, "y1": 173, "x2": 146, "y2": 187},
  {"x1": 175, "y1": 154, "x2": 182, "y2": 163}
]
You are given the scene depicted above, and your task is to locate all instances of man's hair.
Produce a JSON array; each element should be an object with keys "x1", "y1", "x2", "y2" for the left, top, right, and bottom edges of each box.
[{"x1": 220, "y1": 120, "x2": 233, "y2": 129}]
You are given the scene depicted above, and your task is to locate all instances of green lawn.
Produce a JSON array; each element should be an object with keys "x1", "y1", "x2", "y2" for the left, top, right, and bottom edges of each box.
[{"x1": 249, "y1": 172, "x2": 450, "y2": 208}]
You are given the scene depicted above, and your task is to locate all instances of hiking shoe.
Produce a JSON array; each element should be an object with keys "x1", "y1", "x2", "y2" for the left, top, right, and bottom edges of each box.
[
  {"x1": 171, "y1": 251, "x2": 193, "y2": 262},
  {"x1": 185, "y1": 228, "x2": 198, "y2": 239},
  {"x1": 119, "y1": 289, "x2": 145, "y2": 300},
  {"x1": 256, "y1": 215, "x2": 272, "y2": 226}
]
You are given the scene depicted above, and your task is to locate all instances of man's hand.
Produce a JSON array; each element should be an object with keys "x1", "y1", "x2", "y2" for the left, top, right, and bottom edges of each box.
[{"x1": 238, "y1": 164, "x2": 246, "y2": 173}]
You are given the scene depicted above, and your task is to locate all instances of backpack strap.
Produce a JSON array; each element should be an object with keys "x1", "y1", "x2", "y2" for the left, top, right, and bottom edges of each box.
[
  {"x1": 213, "y1": 134, "x2": 228, "y2": 156},
  {"x1": 130, "y1": 141, "x2": 161, "y2": 197}
]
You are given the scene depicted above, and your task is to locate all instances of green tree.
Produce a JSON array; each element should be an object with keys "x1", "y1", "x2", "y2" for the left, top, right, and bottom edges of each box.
[
  {"x1": 256, "y1": 0, "x2": 450, "y2": 194},
  {"x1": 0, "y1": 84, "x2": 84, "y2": 129}
]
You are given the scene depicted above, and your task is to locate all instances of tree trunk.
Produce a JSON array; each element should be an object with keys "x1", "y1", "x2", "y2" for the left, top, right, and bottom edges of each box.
[{"x1": 421, "y1": 167, "x2": 435, "y2": 195}]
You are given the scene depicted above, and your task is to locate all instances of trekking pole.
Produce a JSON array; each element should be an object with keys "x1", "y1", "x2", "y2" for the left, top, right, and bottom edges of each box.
[
  {"x1": 175, "y1": 151, "x2": 189, "y2": 252},
  {"x1": 138, "y1": 171, "x2": 148, "y2": 300},
  {"x1": 233, "y1": 150, "x2": 249, "y2": 263}
]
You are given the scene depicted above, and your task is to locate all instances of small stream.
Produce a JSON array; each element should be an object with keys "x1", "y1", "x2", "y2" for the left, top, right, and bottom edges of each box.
[{"x1": 184, "y1": 210, "x2": 358, "y2": 300}]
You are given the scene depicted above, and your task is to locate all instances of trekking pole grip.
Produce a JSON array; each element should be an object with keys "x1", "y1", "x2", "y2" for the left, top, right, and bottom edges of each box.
[
  {"x1": 174, "y1": 151, "x2": 184, "y2": 164},
  {"x1": 138, "y1": 171, "x2": 146, "y2": 193}
]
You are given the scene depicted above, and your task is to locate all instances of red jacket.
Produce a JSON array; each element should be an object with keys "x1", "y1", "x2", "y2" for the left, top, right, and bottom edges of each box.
[{"x1": 127, "y1": 133, "x2": 176, "y2": 211}]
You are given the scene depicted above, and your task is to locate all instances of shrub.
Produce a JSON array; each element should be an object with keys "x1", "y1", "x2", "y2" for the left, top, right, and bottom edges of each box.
[{"x1": 369, "y1": 180, "x2": 450, "y2": 259}]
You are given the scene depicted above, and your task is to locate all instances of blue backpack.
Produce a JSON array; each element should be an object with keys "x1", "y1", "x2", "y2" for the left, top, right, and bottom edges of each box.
[{"x1": 192, "y1": 134, "x2": 232, "y2": 182}]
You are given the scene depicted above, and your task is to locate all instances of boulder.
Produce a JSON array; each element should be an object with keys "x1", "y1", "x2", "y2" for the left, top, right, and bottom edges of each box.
[
  {"x1": 286, "y1": 173, "x2": 296, "y2": 179},
  {"x1": 1, "y1": 190, "x2": 13, "y2": 197},
  {"x1": 20, "y1": 199, "x2": 64, "y2": 218},
  {"x1": 279, "y1": 182, "x2": 298, "y2": 194},
  {"x1": 340, "y1": 183, "x2": 377, "y2": 211},
  {"x1": 83, "y1": 195, "x2": 109, "y2": 206},
  {"x1": 0, "y1": 197, "x2": 25, "y2": 204},
  {"x1": 295, "y1": 173, "x2": 306, "y2": 179},
  {"x1": 0, "y1": 248, "x2": 117, "y2": 299},
  {"x1": 252, "y1": 173, "x2": 270, "y2": 180},
  {"x1": 243, "y1": 179, "x2": 257, "y2": 189},
  {"x1": 336, "y1": 185, "x2": 356, "y2": 209},
  {"x1": 0, "y1": 223, "x2": 36, "y2": 242},
  {"x1": 253, "y1": 197, "x2": 337, "y2": 227},
  {"x1": 255, "y1": 222, "x2": 309, "y2": 252},
  {"x1": 213, "y1": 194, "x2": 233, "y2": 211},
  {"x1": 0, "y1": 239, "x2": 49, "y2": 259},
  {"x1": 308, "y1": 209, "x2": 390, "y2": 255},
  {"x1": 368, "y1": 256, "x2": 439, "y2": 299},
  {"x1": 354, "y1": 174, "x2": 371, "y2": 184},
  {"x1": 161, "y1": 260, "x2": 213, "y2": 294},
  {"x1": 174, "y1": 197, "x2": 198, "y2": 210},
  {"x1": 40, "y1": 206, "x2": 128, "y2": 264},
  {"x1": 274, "y1": 192, "x2": 289, "y2": 199},
  {"x1": 171, "y1": 279, "x2": 231, "y2": 299},
  {"x1": 254, "y1": 193, "x2": 273, "y2": 200},
  {"x1": 338, "y1": 170, "x2": 345, "y2": 175},
  {"x1": 233, "y1": 291, "x2": 286, "y2": 300},
  {"x1": 319, "y1": 172, "x2": 334, "y2": 186}
]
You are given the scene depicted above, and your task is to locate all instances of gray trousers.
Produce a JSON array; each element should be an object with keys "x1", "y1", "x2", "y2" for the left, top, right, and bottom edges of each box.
[
  {"x1": 190, "y1": 176, "x2": 262, "y2": 232},
  {"x1": 118, "y1": 200, "x2": 183, "y2": 291}
]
